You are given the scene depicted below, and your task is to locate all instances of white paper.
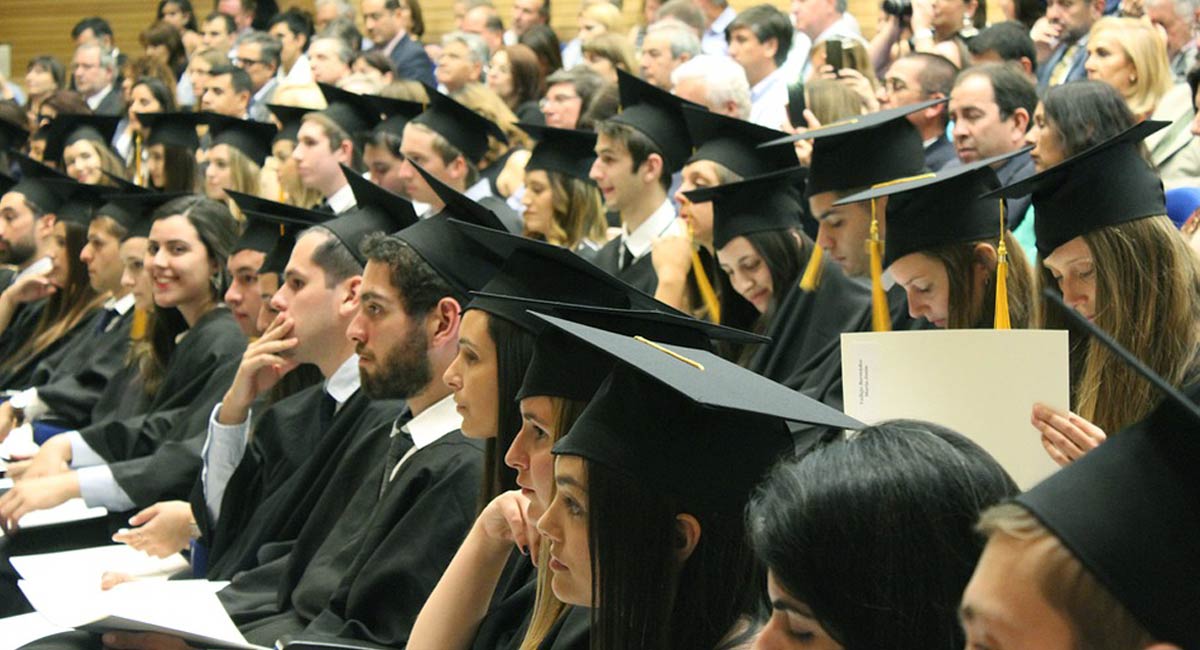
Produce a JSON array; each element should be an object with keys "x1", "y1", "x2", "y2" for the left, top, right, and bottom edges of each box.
[
  {"x1": 11, "y1": 545, "x2": 190, "y2": 588},
  {"x1": 19, "y1": 579, "x2": 264, "y2": 650},
  {"x1": 0, "y1": 612, "x2": 73, "y2": 649},
  {"x1": 0, "y1": 499, "x2": 107, "y2": 538},
  {"x1": 0, "y1": 423, "x2": 38, "y2": 465},
  {"x1": 841, "y1": 329, "x2": 1069, "y2": 489}
]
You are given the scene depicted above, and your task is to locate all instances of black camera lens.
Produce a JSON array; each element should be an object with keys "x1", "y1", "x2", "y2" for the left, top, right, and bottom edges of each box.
[{"x1": 881, "y1": 0, "x2": 913, "y2": 17}]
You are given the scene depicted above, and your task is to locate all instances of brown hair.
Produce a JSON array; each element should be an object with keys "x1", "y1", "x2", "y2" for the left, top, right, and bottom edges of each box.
[
  {"x1": 530, "y1": 170, "x2": 608, "y2": 250},
  {"x1": 805, "y1": 78, "x2": 868, "y2": 124},
  {"x1": 581, "y1": 33, "x2": 638, "y2": 76},
  {"x1": 922, "y1": 231, "x2": 1034, "y2": 329},
  {"x1": 977, "y1": 503, "x2": 1156, "y2": 649},
  {"x1": 140, "y1": 21, "x2": 188, "y2": 75},
  {"x1": 501, "y1": 44, "x2": 545, "y2": 109},
  {"x1": 1038, "y1": 216, "x2": 1200, "y2": 432}
]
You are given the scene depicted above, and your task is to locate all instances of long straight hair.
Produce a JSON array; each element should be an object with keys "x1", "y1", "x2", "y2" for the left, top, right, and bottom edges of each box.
[
  {"x1": 922, "y1": 231, "x2": 1034, "y2": 329},
  {"x1": 718, "y1": 229, "x2": 809, "y2": 365},
  {"x1": 1038, "y1": 216, "x2": 1200, "y2": 432},
  {"x1": 479, "y1": 312, "x2": 536, "y2": 509},
  {"x1": 587, "y1": 461, "x2": 761, "y2": 650}
]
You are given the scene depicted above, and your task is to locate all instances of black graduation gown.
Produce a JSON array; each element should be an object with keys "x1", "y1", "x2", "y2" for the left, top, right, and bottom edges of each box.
[
  {"x1": 195, "y1": 387, "x2": 401, "y2": 581},
  {"x1": 0, "y1": 302, "x2": 102, "y2": 389},
  {"x1": 468, "y1": 550, "x2": 539, "y2": 650},
  {"x1": 592, "y1": 239, "x2": 658, "y2": 296},
  {"x1": 280, "y1": 429, "x2": 484, "y2": 647},
  {"x1": 87, "y1": 361, "x2": 149, "y2": 427},
  {"x1": 16, "y1": 307, "x2": 133, "y2": 429},
  {"x1": 77, "y1": 308, "x2": 247, "y2": 507},
  {"x1": 0, "y1": 299, "x2": 42, "y2": 361}
]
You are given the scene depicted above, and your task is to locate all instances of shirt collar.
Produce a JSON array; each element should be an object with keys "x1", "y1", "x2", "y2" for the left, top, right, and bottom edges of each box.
[
  {"x1": 383, "y1": 31, "x2": 408, "y2": 56},
  {"x1": 327, "y1": 182, "x2": 357, "y2": 214},
  {"x1": 622, "y1": 198, "x2": 679, "y2": 260},
  {"x1": 324, "y1": 354, "x2": 362, "y2": 405},
  {"x1": 464, "y1": 177, "x2": 493, "y2": 201},
  {"x1": 109, "y1": 293, "x2": 136, "y2": 315},
  {"x1": 750, "y1": 67, "x2": 786, "y2": 101},
  {"x1": 253, "y1": 78, "x2": 276, "y2": 103},
  {"x1": 86, "y1": 85, "x2": 113, "y2": 109},
  {"x1": 399, "y1": 394, "x2": 462, "y2": 450},
  {"x1": 708, "y1": 6, "x2": 737, "y2": 36}
]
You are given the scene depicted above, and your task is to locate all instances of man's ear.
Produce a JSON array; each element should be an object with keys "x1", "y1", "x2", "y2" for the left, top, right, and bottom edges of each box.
[
  {"x1": 448, "y1": 155, "x2": 470, "y2": 183},
  {"x1": 1010, "y1": 107, "x2": 1031, "y2": 135},
  {"x1": 428, "y1": 296, "x2": 463, "y2": 348},
  {"x1": 338, "y1": 275, "x2": 362, "y2": 317},
  {"x1": 763, "y1": 36, "x2": 779, "y2": 61},
  {"x1": 337, "y1": 138, "x2": 355, "y2": 165},
  {"x1": 639, "y1": 153, "x2": 665, "y2": 186}
]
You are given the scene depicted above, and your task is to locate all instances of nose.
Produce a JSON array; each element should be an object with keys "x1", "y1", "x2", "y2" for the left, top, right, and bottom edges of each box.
[
  {"x1": 536, "y1": 499, "x2": 563, "y2": 541},
  {"x1": 904, "y1": 287, "x2": 927, "y2": 320},
  {"x1": 588, "y1": 158, "x2": 603, "y2": 182},
  {"x1": 269, "y1": 285, "x2": 288, "y2": 312},
  {"x1": 442, "y1": 356, "x2": 462, "y2": 391},
  {"x1": 815, "y1": 221, "x2": 835, "y2": 251},
  {"x1": 504, "y1": 429, "x2": 528, "y2": 471},
  {"x1": 225, "y1": 283, "x2": 241, "y2": 306},
  {"x1": 346, "y1": 309, "x2": 367, "y2": 344},
  {"x1": 951, "y1": 118, "x2": 969, "y2": 139},
  {"x1": 1024, "y1": 124, "x2": 1039, "y2": 146}
]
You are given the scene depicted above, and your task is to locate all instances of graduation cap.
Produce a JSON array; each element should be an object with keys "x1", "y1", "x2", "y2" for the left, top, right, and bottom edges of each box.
[
  {"x1": 0, "y1": 117, "x2": 30, "y2": 153},
  {"x1": 312, "y1": 171, "x2": 422, "y2": 266},
  {"x1": 204, "y1": 113, "x2": 277, "y2": 166},
  {"x1": 41, "y1": 114, "x2": 121, "y2": 163},
  {"x1": 267, "y1": 104, "x2": 316, "y2": 143},
  {"x1": 137, "y1": 112, "x2": 202, "y2": 151},
  {"x1": 516, "y1": 300, "x2": 768, "y2": 403},
  {"x1": 539, "y1": 312, "x2": 863, "y2": 512},
  {"x1": 371, "y1": 95, "x2": 425, "y2": 138},
  {"x1": 455, "y1": 220, "x2": 671, "y2": 332},
  {"x1": 982, "y1": 120, "x2": 1169, "y2": 260},
  {"x1": 226, "y1": 190, "x2": 331, "y2": 271},
  {"x1": 261, "y1": 227, "x2": 299, "y2": 275},
  {"x1": 411, "y1": 86, "x2": 506, "y2": 164},
  {"x1": 410, "y1": 160, "x2": 508, "y2": 230},
  {"x1": 341, "y1": 164, "x2": 419, "y2": 234},
  {"x1": 7, "y1": 152, "x2": 73, "y2": 214},
  {"x1": 518, "y1": 122, "x2": 597, "y2": 182},
  {"x1": 763, "y1": 99, "x2": 939, "y2": 198},
  {"x1": 682, "y1": 168, "x2": 805, "y2": 250},
  {"x1": 1010, "y1": 289, "x2": 1200, "y2": 647},
  {"x1": 0, "y1": 174, "x2": 15, "y2": 196},
  {"x1": 608, "y1": 68, "x2": 699, "y2": 174},
  {"x1": 681, "y1": 105, "x2": 797, "y2": 177},
  {"x1": 96, "y1": 190, "x2": 192, "y2": 239},
  {"x1": 42, "y1": 178, "x2": 106, "y2": 225},
  {"x1": 318, "y1": 83, "x2": 385, "y2": 137}
]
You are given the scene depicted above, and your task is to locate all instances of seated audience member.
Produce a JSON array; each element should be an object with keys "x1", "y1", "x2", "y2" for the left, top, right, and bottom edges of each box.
[
  {"x1": 232, "y1": 30, "x2": 282, "y2": 123},
  {"x1": 580, "y1": 33, "x2": 638, "y2": 85},
  {"x1": 438, "y1": 32, "x2": 489, "y2": 93},
  {"x1": 362, "y1": 0, "x2": 436, "y2": 86},
  {"x1": 487, "y1": 44, "x2": 546, "y2": 124},
  {"x1": 203, "y1": 114, "x2": 277, "y2": 206},
  {"x1": 519, "y1": 24, "x2": 565, "y2": 79},
  {"x1": 517, "y1": 123, "x2": 610, "y2": 256},
  {"x1": 136, "y1": 112, "x2": 202, "y2": 193},
  {"x1": 268, "y1": 8, "x2": 316, "y2": 86},
  {"x1": 308, "y1": 35, "x2": 355, "y2": 86},
  {"x1": 362, "y1": 97, "x2": 424, "y2": 198},
  {"x1": 140, "y1": 21, "x2": 188, "y2": 80},
  {"x1": 182, "y1": 48, "x2": 227, "y2": 110},
  {"x1": 561, "y1": 0, "x2": 624, "y2": 69},
  {"x1": 1025, "y1": 81, "x2": 1135, "y2": 167},
  {"x1": 668, "y1": 54, "x2": 752, "y2": 118},
  {"x1": 727, "y1": 4, "x2": 794, "y2": 129},
  {"x1": 639, "y1": 18, "x2": 700, "y2": 90},
  {"x1": 751, "y1": 420, "x2": 1018, "y2": 650},
  {"x1": 266, "y1": 103, "x2": 324, "y2": 208},
  {"x1": 353, "y1": 50, "x2": 398, "y2": 87},
  {"x1": 199, "y1": 11, "x2": 237, "y2": 55},
  {"x1": 450, "y1": 83, "x2": 533, "y2": 198},
  {"x1": 541, "y1": 66, "x2": 605, "y2": 129},
  {"x1": 201, "y1": 64, "x2": 253, "y2": 118},
  {"x1": 877, "y1": 53, "x2": 959, "y2": 170},
  {"x1": 23, "y1": 56, "x2": 68, "y2": 125},
  {"x1": 119, "y1": 76, "x2": 174, "y2": 178},
  {"x1": 968, "y1": 21, "x2": 1039, "y2": 79},
  {"x1": 294, "y1": 84, "x2": 383, "y2": 213},
  {"x1": 1033, "y1": 0, "x2": 1106, "y2": 93},
  {"x1": 40, "y1": 114, "x2": 127, "y2": 186},
  {"x1": 462, "y1": 4, "x2": 506, "y2": 57},
  {"x1": 72, "y1": 42, "x2": 123, "y2": 116},
  {"x1": 1146, "y1": 0, "x2": 1199, "y2": 81}
]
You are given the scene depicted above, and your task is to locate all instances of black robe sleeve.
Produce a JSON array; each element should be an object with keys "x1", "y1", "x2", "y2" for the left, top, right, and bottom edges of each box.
[
  {"x1": 0, "y1": 304, "x2": 101, "y2": 389},
  {"x1": 25, "y1": 310, "x2": 133, "y2": 428}
]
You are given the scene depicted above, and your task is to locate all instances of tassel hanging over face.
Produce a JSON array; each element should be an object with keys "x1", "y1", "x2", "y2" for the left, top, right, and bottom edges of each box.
[
  {"x1": 994, "y1": 199, "x2": 1011, "y2": 330},
  {"x1": 869, "y1": 198, "x2": 890, "y2": 332}
]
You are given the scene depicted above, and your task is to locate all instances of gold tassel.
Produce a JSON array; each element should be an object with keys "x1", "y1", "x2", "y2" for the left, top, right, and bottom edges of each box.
[
  {"x1": 133, "y1": 132, "x2": 143, "y2": 187},
  {"x1": 130, "y1": 307, "x2": 148, "y2": 340},
  {"x1": 799, "y1": 244, "x2": 824, "y2": 291},
  {"x1": 994, "y1": 200, "x2": 1011, "y2": 330},
  {"x1": 685, "y1": 221, "x2": 720, "y2": 322},
  {"x1": 869, "y1": 198, "x2": 890, "y2": 332}
]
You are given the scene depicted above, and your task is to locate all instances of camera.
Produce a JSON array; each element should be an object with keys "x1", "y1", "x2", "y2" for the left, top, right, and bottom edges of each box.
[{"x1": 881, "y1": 0, "x2": 912, "y2": 18}]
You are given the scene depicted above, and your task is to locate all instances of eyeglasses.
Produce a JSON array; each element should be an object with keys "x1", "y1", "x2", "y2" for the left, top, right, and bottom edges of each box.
[
  {"x1": 232, "y1": 57, "x2": 266, "y2": 68},
  {"x1": 539, "y1": 92, "x2": 580, "y2": 110}
]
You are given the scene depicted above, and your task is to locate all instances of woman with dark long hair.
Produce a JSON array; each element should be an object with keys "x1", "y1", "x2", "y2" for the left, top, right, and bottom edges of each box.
[
  {"x1": 140, "y1": 21, "x2": 188, "y2": 79},
  {"x1": 488, "y1": 45, "x2": 545, "y2": 125},
  {"x1": 156, "y1": 0, "x2": 202, "y2": 56},
  {"x1": 120, "y1": 76, "x2": 175, "y2": 179},
  {"x1": 748, "y1": 420, "x2": 1018, "y2": 650},
  {"x1": 137, "y1": 112, "x2": 201, "y2": 192},
  {"x1": 23, "y1": 56, "x2": 67, "y2": 129}
]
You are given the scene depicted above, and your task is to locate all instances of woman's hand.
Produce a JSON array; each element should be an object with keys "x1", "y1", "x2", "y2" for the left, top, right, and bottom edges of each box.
[
  {"x1": 3, "y1": 270, "x2": 56, "y2": 307},
  {"x1": 816, "y1": 66, "x2": 880, "y2": 113},
  {"x1": 111, "y1": 501, "x2": 195, "y2": 558},
  {"x1": 0, "y1": 472, "x2": 80, "y2": 531},
  {"x1": 782, "y1": 109, "x2": 822, "y2": 167},
  {"x1": 477, "y1": 490, "x2": 540, "y2": 563},
  {"x1": 1032, "y1": 403, "x2": 1107, "y2": 466},
  {"x1": 7, "y1": 434, "x2": 72, "y2": 480}
]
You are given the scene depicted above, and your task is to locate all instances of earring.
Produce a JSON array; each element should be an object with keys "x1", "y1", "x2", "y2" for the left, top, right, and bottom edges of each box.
[{"x1": 1130, "y1": 74, "x2": 1137, "y2": 83}]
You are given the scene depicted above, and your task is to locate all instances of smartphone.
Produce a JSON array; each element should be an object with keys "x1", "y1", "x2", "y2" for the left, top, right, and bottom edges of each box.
[
  {"x1": 786, "y1": 81, "x2": 807, "y2": 130},
  {"x1": 12, "y1": 256, "x2": 52, "y2": 286},
  {"x1": 826, "y1": 39, "x2": 844, "y2": 71}
]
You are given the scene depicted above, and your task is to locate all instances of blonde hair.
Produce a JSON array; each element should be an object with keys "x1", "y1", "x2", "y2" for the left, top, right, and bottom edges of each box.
[
  {"x1": 1089, "y1": 17, "x2": 1174, "y2": 117},
  {"x1": 450, "y1": 83, "x2": 531, "y2": 169},
  {"x1": 581, "y1": 2, "x2": 623, "y2": 35},
  {"x1": 1038, "y1": 216, "x2": 1200, "y2": 432},
  {"x1": 805, "y1": 78, "x2": 869, "y2": 124},
  {"x1": 923, "y1": 231, "x2": 1034, "y2": 329},
  {"x1": 581, "y1": 33, "x2": 639, "y2": 76},
  {"x1": 530, "y1": 170, "x2": 608, "y2": 250},
  {"x1": 217, "y1": 144, "x2": 262, "y2": 221},
  {"x1": 977, "y1": 504, "x2": 1156, "y2": 649}
]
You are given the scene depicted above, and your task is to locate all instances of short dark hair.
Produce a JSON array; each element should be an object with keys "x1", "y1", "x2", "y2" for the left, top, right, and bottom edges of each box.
[
  {"x1": 268, "y1": 8, "x2": 315, "y2": 46},
  {"x1": 236, "y1": 30, "x2": 282, "y2": 69},
  {"x1": 596, "y1": 120, "x2": 670, "y2": 191},
  {"x1": 209, "y1": 63, "x2": 254, "y2": 94},
  {"x1": 302, "y1": 227, "x2": 364, "y2": 287},
  {"x1": 157, "y1": 0, "x2": 199, "y2": 31},
  {"x1": 903, "y1": 52, "x2": 958, "y2": 126},
  {"x1": 204, "y1": 11, "x2": 237, "y2": 34},
  {"x1": 1042, "y1": 80, "x2": 1137, "y2": 157},
  {"x1": 968, "y1": 21, "x2": 1039, "y2": 75},
  {"x1": 956, "y1": 62, "x2": 1037, "y2": 127},
  {"x1": 518, "y1": 24, "x2": 563, "y2": 74},
  {"x1": 360, "y1": 233, "x2": 458, "y2": 312},
  {"x1": 72, "y1": 17, "x2": 114, "y2": 41},
  {"x1": 727, "y1": 4, "x2": 793, "y2": 68}
]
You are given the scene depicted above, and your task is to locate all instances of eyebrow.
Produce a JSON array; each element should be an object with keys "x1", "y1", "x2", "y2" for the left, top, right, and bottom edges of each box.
[
  {"x1": 555, "y1": 475, "x2": 584, "y2": 490},
  {"x1": 230, "y1": 265, "x2": 259, "y2": 275},
  {"x1": 359, "y1": 290, "x2": 392, "y2": 305},
  {"x1": 771, "y1": 599, "x2": 816, "y2": 618}
]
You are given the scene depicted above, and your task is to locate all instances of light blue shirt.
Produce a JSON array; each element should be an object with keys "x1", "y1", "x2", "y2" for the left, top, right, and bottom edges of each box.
[{"x1": 702, "y1": 6, "x2": 738, "y2": 56}]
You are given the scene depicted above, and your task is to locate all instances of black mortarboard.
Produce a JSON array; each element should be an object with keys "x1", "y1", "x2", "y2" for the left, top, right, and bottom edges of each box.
[
  {"x1": 261, "y1": 227, "x2": 298, "y2": 275},
  {"x1": 0, "y1": 118, "x2": 30, "y2": 152},
  {"x1": 311, "y1": 169, "x2": 421, "y2": 266},
  {"x1": 835, "y1": 149, "x2": 1028, "y2": 267},
  {"x1": 204, "y1": 113, "x2": 277, "y2": 166},
  {"x1": 683, "y1": 168, "x2": 805, "y2": 250},
  {"x1": 233, "y1": 213, "x2": 281, "y2": 254},
  {"x1": 763, "y1": 100, "x2": 939, "y2": 197},
  {"x1": 137, "y1": 112, "x2": 202, "y2": 151},
  {"x1": 41, "y1": 114, "x2": 121, "y2": 163},
  {"x1": 456, "y1": 220, "x2": 668, "y2": 332},
  {"x1": 514, "y1": 297, "x2": 770, "y2": 402},
  {"x1": 226, "y1": 190, "x2": 331, "y2": 271},
  {"x1": 226, "y1": 190, "x2": 329, "y2": 231},
  {"x1": 608, "y1": 68, "x2": 698, "y2": 174},
  {"x1": 8, "y1": 152, "x2": 72, "y2": 214},
  {"x1": 681, "y1": 105, "x2": 797, "y2": 177},
  {"x1": 410, "y1": 161, "x2": 509, "y2": 231},
  {"x1": 96, "y1": 190, "x2": 192, "y2": 239},
  {"x1": 267, "y1": 104, "x2": 316, "y2": 143},
  {"x1": 392, "y1": 217, "x2": 508, "y2": 302},
  {"x1": 982, "y1": 121, "x2": 1169, "y2": 259},
  {"x1": 412, "y1": 86, "x2": 506, "y2": 164},
  {"x1": 318, "y1": 83, "x2": 385, "y2": 136},
  {"x1": 43, "y1": 178, "x2": 105, "y2": 225},
  {"x1": 1012, "y1": 290, "x2": 1200, "y2": 648},
  {"x1": 341, "y1": 164, "x2": 419, "y2": 237},
  {"x1": 541, "y1": 312, "x2": 863, "y2": 512},
  {"x1": 371, "y1": 95, "x2": 425, "y2": 138},
  {"x1": 0, "y1": 174, "x2": 15, "y2": 196},
  {"x1": 518, "y1": 122, "x2": 597, "y2": 182}
]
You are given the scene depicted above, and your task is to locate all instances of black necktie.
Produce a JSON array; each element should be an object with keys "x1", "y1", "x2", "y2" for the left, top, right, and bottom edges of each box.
[
  {"x1": 317, "y1": 391, "x2": 337, "y2": 433},
  {"x1": 94, "y1": 308, "x2": 119, "y2": 334},
  {"x1": 380, "y1": 410, "x2": 415, "y2": 496},
  {"x1": 314, "y1": 200, "x2": 333, "y2": 214},
  {"x1": 621, "y1": 244, "x2": 635, "y2": 270}
]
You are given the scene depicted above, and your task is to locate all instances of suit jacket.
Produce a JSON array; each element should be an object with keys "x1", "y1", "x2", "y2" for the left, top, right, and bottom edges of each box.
[
  {"x1": 1147, "y1": 83, "x2": 1200, "y2": 190},
  {"x1": 996, "y1": 151, "x2": 1036, "y2": 229},
  {"x1": 1037, "y1": 35, "x2": 1089, "y2": 92},
  {"x1": 92, "y1": 87, "x2": 125, "y2": 117},
  {"x1": 387, "y1": 34, "x2": 436, "y2": 87},
  {"x1": 247, "y1": 77, "x2": 279, "y2": 123},
  {"x1": 924, "y1": 133, "x2": 957, "y2": 171}
]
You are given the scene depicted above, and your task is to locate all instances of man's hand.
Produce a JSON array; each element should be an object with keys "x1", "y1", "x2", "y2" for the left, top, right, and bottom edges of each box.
[
  {"x1": 102, "y1": 632, "x2": 191, "y2": 650},
  {"x1": 217, "y1": 313, "x2": 299, "y2": 425},
  {"x1": 7, "y1": 434, "x2": 73, "y2": 480},
  {"x1": 1030, "y1": 17, "x2": 1062, "y2": 63},
  {"x1": 0, "y1": 472, "x2": 80, "y2": 532},
  {"x1": 112, "y1": 501, "x2": 195, "y2": 558}
]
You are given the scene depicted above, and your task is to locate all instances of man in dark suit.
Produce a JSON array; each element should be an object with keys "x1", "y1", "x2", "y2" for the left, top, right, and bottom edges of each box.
[
  {"x1": 362, "y1": 0, "x2": 436, "y2": 86},
  {"x1": 878, "y1": 52, "x2": 959, "y2": 172},
  {"x1": 1034, "y1": 0, "x2": 1105, "y2": 93},
  {"x1": 71, "y1": 42, "x2": 123, "y2": 117},
  {"x1": 70, "y1": 17, "x2": 127, "y2": 82}
]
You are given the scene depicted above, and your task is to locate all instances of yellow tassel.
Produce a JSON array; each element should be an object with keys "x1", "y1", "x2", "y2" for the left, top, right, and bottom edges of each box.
[
  {"x1": 799, "y1": 243, "x2": 824, "y2": 292},
  {"x1": 684, "y1": 220, "x2": 720, "y2": 322},
  {"x1": 869, "y1": 198, "x2": 890, "y2": 332},
  {"x1": 994, "y1": 200, "x2": 1011, "y2": 330},
  {"x1": 133, "y1": 132, "x2": 143, "y2": 187},
  {"x1": 130, "y1": 307, "x2": 148, "y2": 340}
]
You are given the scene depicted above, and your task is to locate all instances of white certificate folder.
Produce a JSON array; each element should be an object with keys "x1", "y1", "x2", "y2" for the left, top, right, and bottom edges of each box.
[{"x1": 841, "y1": 329, "x2": 1069, "y2": 489}]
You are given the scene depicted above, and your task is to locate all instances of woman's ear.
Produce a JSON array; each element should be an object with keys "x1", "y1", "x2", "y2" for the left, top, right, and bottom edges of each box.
[
  {"x1": 973, "y1": 242, "x2": 998, "y2": 289},
  {"x1": 673, "y1": 513, "x2": 702, "y2": 564}
]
